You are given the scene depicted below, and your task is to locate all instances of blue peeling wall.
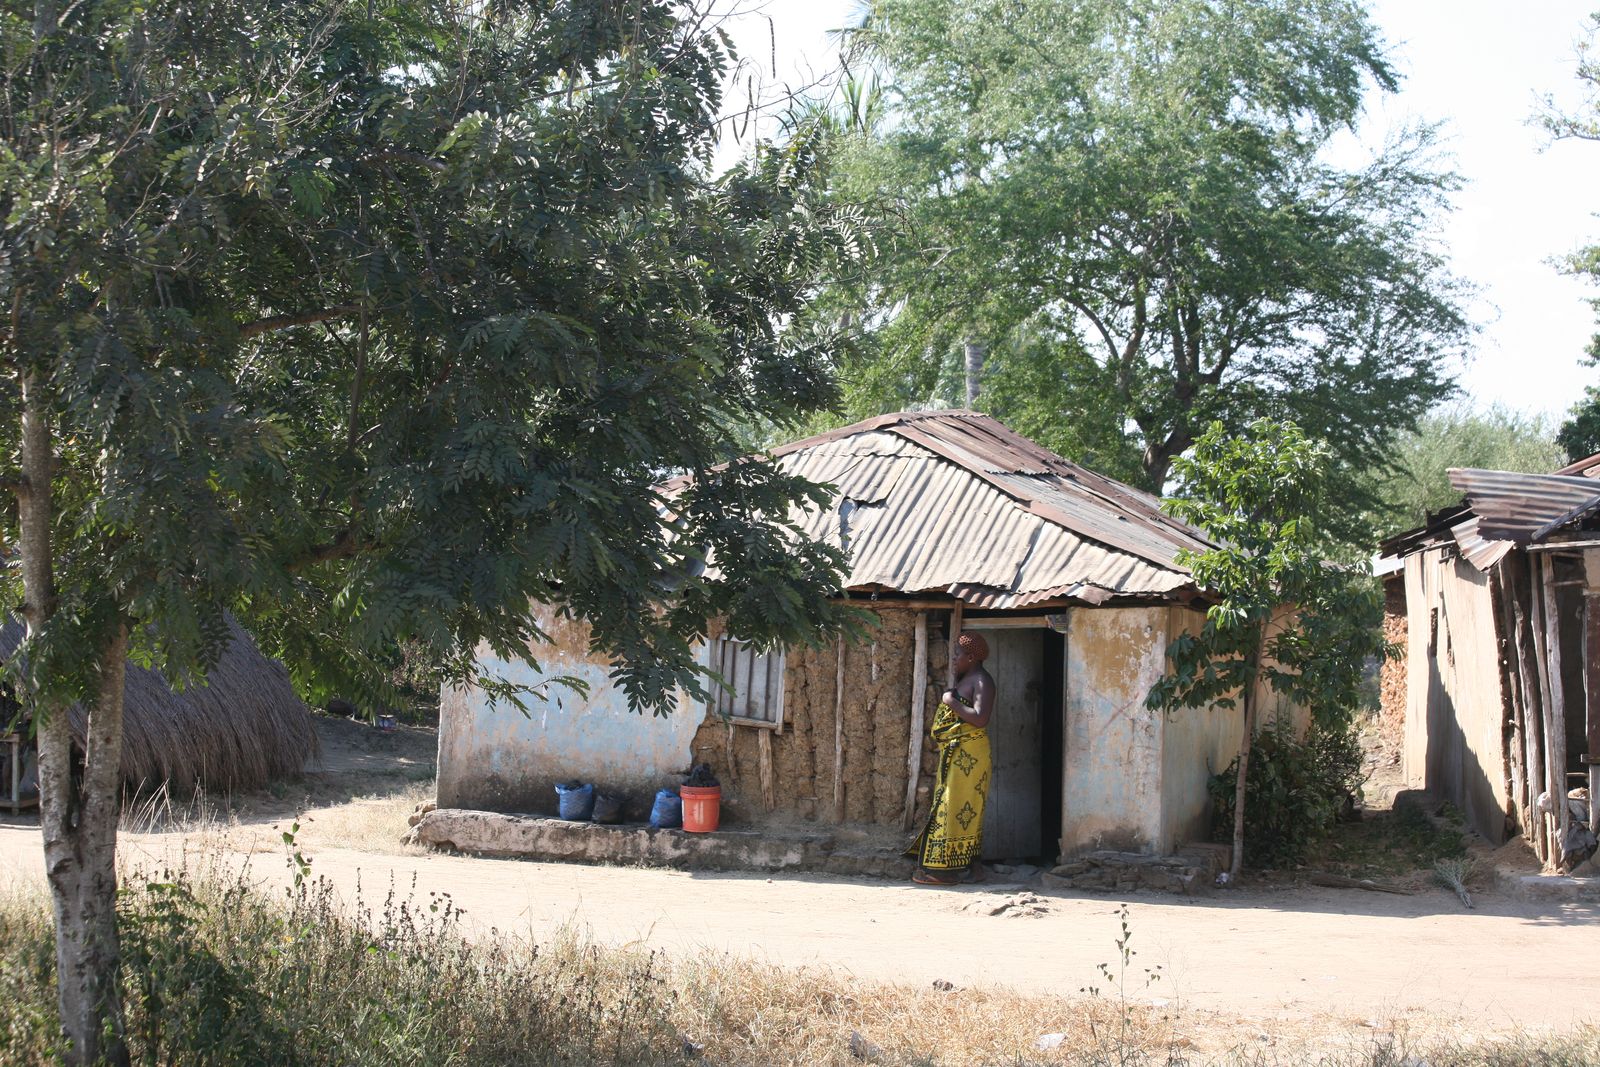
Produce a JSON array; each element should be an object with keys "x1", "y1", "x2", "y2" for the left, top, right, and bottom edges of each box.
[{"x1": 436, "y1": 603, "x2": 702, "y2": 817}]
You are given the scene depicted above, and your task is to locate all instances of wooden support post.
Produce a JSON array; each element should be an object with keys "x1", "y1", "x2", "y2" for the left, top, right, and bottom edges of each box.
[
  {"x1": 947, "y1": 599, "x2": 964, "y2": 689},
  {"x1": 833, "y1": 636, "x2": 846, "y2": 824},
  {"x1": 757, "y1": 728, "x2": 775, "y2": 812},
  {"x1": 1585, "y1": 549, "x2": 1600, "y2": 832},
  {"x1": 903, "y1": 612, "x2": 929, "y2": 831},
  {"x1": 1510, "y1": 559, "x2": 1548, "y2": 870},
  {"x1": 1539, "y1": 554, "x2": 1570, "y2": 864},
  {"x1": 1493, "y1": 572, "x2": 1529, "y2": 837}
]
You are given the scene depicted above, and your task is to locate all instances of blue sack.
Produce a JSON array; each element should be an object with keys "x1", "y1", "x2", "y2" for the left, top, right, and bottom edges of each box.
[
  {"x1": 555, "y1": 781, "x2": 595, "y2": 821},
  {"x1": 649, "y1": 788, "x2": 682, "y2": 829}
]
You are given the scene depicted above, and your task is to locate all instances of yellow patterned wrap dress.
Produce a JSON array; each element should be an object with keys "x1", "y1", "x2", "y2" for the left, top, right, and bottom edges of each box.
[{"x1": 912, "y1": 701, "x2": 991, "y2": 872}]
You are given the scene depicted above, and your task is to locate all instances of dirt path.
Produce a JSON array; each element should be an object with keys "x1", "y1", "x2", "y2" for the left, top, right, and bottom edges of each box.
[{"x1": 2, "y1": 821, "x2": 1595, "y2": 1039}]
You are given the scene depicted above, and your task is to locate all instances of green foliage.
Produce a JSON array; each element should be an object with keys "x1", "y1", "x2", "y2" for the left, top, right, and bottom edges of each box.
[
  {"x1": 0, "y1": 0, "x2": 870, "y2": 718},
  {"x1": 120, "y1": 880, "x2": 296, "y2": 1065},
  {"x1": 1148, "y1": 419, "x2": 1387, "y2": 871},
  {"x1": 1207, "y1": 721, "x2": 1364, "y2": 869},
  {"x1": 1560, "y1": 387, "x2": 1600, "y2": 462},
  {"x1": 1363, "y1": 404, "x2": 1564, "y2": 538},
  {"x1": 831, "y1": 0, "x2": 1470, "y2": 501},
  {"x1": 1315, "y1": 799, "x2": 1467, "y2": 879},
  {"x1": 1148, "y1": 420, "x2": 1388, "y2": 733},
  {"x1": 1542, "y1": 14, "x2": 1600, "y2": 466}
]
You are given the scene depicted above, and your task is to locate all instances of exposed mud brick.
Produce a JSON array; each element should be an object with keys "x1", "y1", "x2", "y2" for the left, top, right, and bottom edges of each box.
[
  {"x1": 689, "y1": 607, "x2": 955, "y2": 831},
  {"x1": 1379, "y1": 579, "x2": 1407, "y2": 748}
]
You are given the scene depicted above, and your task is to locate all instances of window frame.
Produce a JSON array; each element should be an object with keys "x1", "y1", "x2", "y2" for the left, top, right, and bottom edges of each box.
[{"x1": 702, "y1": 632, "x2": 786, "y2": 732}]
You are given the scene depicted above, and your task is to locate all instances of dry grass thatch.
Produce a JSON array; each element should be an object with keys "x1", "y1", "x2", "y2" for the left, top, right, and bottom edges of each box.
[{"x1": 4, "y1": 616, "x2": 317, "y2": 795}]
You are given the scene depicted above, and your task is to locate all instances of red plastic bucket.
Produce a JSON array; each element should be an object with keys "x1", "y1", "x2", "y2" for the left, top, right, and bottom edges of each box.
[{"x1": 680, "y1": 785, "x2": 721, "y2": 833}]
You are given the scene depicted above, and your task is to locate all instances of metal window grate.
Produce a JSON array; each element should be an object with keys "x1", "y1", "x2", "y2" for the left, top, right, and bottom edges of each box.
[{"x1": 706, "y1": 635, "x2": 785, "y2": 729}]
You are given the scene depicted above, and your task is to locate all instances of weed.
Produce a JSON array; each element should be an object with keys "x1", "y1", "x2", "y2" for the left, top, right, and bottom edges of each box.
[{"x1": 1314, "y1": 801, "x2": 1467, "y2": 879}]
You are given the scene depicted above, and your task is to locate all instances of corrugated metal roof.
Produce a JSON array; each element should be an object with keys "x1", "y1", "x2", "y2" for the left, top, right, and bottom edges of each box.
[
  {"x1": 1556, "y1": 450, "x2": 1600, "y2": 479},
  {"x1": 741, "y1": 410, "x2": 1210, "y2": 604},
  {"x1": 1446, "y1": 467, "x2": 1600, "y2": 543},
  {"x1": 1376, "y1": 455, "x2": 1600, "y2": 576},
  {"x1": 1449, "y1": 516, "x2": 1515, "y2": 572}
]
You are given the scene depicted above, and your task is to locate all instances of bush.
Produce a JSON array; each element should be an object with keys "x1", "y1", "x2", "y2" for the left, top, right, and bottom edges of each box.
[{"x1": 1209, "y1": 720, "x2": 1365, "y2": 870}]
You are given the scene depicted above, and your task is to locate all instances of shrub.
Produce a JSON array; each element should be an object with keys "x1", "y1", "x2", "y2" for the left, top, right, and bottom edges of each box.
[{"x1": 1209, "y1": 720, "x2": 1365, "y2": 870}]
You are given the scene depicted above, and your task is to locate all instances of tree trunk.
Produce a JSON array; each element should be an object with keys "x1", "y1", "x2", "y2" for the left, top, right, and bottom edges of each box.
[
  {"x1": 39, "y1": 627, "x2": 129, "y2": 1067},
  {"x1": 1229, "y1": 665, "x2": 1259, "y2": 882},
  {"x1": 20, "y1": 371, "x2": 131, "y2": 1066},
  {"x1": 1228, "y1": 687, "x2": 1254, "y2": 883},
  {"x1": 963, "y1": 340, "x2": 984, "y2": 407}
]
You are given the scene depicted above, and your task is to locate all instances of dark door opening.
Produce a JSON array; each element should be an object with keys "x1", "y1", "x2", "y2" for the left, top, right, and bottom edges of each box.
[
  {"x1": 975, "y1": 626, "x2": 1066, "y2": 864},
  {"x1": 1041, "y1": 628, "x2": 1065, "y2": 863}
]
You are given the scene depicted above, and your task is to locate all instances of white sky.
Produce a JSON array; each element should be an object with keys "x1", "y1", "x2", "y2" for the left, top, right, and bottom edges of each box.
[{"x1": 713, "y1": 0, "x2": 1600, "y2": 422}]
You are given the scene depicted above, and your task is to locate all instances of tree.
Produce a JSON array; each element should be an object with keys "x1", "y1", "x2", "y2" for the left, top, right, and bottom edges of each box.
[
  {"x1": 1, "y1": 2, "x2": 862, "y2": 1061},
  {"x1": 1542, "y1": 13, "x2": 1600, "y2": 464},
  {"x1": 1147, "y1": 420, "x2": 1386, "y2": 881},
  {"x1": 1559, "y1": 388, "x2": 1600, "y2": 461},
  {"x1": 833, "y1": 0, "x2": 1471, "y2": 492},
  {"x1": 1363, "y1": 403, "x2": 1564, "y2": 538}
]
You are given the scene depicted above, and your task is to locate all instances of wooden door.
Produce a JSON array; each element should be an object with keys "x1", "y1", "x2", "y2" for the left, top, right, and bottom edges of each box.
[{"x1": 971, "y1": 627, "x2": 1044, "y2": 860}]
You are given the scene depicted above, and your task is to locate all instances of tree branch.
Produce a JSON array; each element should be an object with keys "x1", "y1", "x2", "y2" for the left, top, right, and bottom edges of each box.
[
  {"x1": 287, "y1": 527, "x2": 374, "y2": 572},
  {"x1": 365, "y1": 148, "x2": 447, "y2": 174},
  {"x1": 238, "y1": 306, "x2": 358, "y2": 340}
]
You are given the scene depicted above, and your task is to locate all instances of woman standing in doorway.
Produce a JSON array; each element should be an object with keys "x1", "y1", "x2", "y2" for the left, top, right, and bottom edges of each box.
[{"x1": 910, "y1": 631, "x2": 995, "y2": 885}]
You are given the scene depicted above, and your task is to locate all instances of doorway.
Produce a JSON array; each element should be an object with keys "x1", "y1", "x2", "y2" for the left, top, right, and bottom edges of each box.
[{"x1": 969, "y1": 624, "x2": 1065, "y2": 862}]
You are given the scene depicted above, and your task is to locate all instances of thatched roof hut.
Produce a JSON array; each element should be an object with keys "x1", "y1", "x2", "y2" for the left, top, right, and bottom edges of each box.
[{"x1": 3, "y1": 617, "x2": 318, "y2": 794}]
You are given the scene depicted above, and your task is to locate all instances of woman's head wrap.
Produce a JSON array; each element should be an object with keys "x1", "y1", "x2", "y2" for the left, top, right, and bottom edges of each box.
[{"x1": 956, "y1": 631, "x2": 989, "y2": 662}]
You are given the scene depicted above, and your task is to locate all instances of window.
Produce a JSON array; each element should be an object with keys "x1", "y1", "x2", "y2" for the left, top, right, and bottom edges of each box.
[{"x1": 704, "y1": 634, "x2": 785, "y2": 730}]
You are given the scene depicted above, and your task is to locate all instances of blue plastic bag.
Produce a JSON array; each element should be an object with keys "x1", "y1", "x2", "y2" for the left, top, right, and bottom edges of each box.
[
  {"x1": 555, "y1": 781, "x2": 595, "y2": 821},
  {"x1": 649, "y1": 788, "x2": 682, "y2": 829}
]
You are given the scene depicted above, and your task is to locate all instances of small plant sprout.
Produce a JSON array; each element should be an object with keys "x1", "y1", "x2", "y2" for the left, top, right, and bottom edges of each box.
[
  {"x1": 281, "y1": 821, "x2": 312, "y2": 887},
  {"x1": 1080, "y1": 903, "x2": 1165, "y2": 1057}
]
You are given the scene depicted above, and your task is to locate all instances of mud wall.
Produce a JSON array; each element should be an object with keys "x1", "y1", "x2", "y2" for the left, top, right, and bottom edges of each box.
[
  {"x1": 1060, "y1": 606, "x2": 1171, "y2": 855},
  {"x1": 1402, "y1": 547, "x2": 1511, "y2": 844},
  {"x1": 436, "y1": 603, "x2": 702, "y2": 817},
  {"x1": 1158, "y1": 607, "x2": 1248, "y2": 852},
  {"x1": 1378, "y1": 577, "x2": 1408, "y2": 747},
  {"x1": 690, "y1": 606, "x2": 948, "y2": 830}
]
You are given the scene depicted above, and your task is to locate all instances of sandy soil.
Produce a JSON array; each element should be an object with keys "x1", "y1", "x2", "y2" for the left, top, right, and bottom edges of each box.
[
  {"x1": 2, "y1": 817, "x2": 1597, "y2": 1042},
  {"x1": 3, "y1": 715, "x2": 1596, "y2": 1046}
]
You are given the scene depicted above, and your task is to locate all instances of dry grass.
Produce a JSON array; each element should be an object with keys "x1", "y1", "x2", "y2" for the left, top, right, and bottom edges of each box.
[
  {"x1": 2, "y1": 858, "x2": 1597, "y2": 1067},
  {"x1": 118, "y1": 774, "x2": 434, "y2": 857},
  {"x1": 284, "y1": 779, "x2": 434, "y2": 854}
]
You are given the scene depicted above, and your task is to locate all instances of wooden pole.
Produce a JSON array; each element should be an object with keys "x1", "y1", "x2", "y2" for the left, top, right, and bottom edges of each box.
[
  {"x1": 1539, "y1": 554, "x2": 1570, "y2": 865},
  {"x1": 1493, "y1": 571, "x2": 1529, "y2": 837},
  {"x1": 903, "y1": 612, "x2": 929, "y2": 831},
  {"x1": 833, "y1": 636, "x2": 846, "y2": 824},
  {"x1": 757, "y1": 728, "x2": 775, "y2": 812},
  {"x1": 1585, "y1": 549, "x2": 1600, "y2": 833},
  {"x1": 1510, "y1": 559, "x2": 1548, "y2": 870},
  {"x1": 947, "y1": 600, "x2": 964, "y2": 689}
]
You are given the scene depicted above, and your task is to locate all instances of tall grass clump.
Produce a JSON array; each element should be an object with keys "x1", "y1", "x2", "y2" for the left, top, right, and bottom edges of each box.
[{"x1": 1, "y1": 863, "x2": 679, "y2": 1067}]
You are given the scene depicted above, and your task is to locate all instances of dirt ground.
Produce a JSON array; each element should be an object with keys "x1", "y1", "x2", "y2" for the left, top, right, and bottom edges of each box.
[{"x1": 3, "y1": 714, "x2": 1598, "y2": 1050}]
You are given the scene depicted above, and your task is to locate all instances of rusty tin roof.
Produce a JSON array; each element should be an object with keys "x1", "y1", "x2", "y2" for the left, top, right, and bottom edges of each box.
[
  {"x1": 1445, "y1": 467, "x2": 1600, "y2": 543},
  {"x1": 744, "y1": 410, "x2": 1212, "y2": 607},
  {"x1": 1376, "y1": 456, "x2": 1600, "y2": 575}
]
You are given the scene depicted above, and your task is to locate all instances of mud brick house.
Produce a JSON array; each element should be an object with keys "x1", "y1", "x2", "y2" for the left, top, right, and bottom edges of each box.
[
  {"x1": 1376, "y1": 452, "x2": 1600, "y2": 868},
  {"x1": 437, "y1": 411, "x2": 1286, "y2": 861}
]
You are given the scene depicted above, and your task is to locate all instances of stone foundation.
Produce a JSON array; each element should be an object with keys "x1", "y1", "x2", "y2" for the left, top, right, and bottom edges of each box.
[
  {"x1": 1039, "y1": 844, "x2": 1229, "y2": 896},
  {"x1": 410, "y1": 807, "x2": 916, "y2": 879}
]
